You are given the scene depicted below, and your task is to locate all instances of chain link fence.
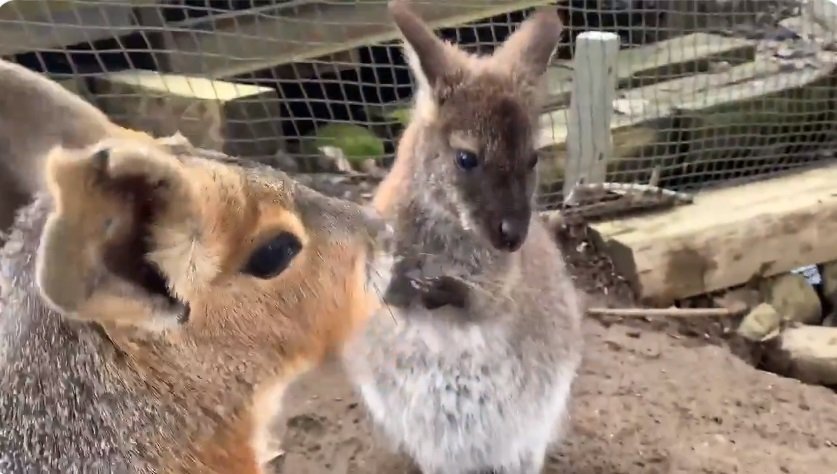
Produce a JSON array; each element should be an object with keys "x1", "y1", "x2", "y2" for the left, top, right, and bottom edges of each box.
[{"x1": 1, "y1": 0, "x2": 835, "y2": 212}]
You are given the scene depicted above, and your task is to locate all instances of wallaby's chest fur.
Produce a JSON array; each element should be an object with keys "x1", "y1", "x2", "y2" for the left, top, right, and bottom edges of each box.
[{"x1": 346, "y1": 214, "x2": 582, "y2": 473}]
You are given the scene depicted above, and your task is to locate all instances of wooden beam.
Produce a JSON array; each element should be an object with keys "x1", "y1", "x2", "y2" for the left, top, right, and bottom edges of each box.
[
  {"x1": 157, "y1": 0, "x2": 554, "y2": 78},
  {"x1": 588, "y1": 162, "x2": 837, "y2": 306},
  {"x1": 544, "y1": 32, "x2": 756, "y2": 110},
  {"x1": 0, "y1": 0, "x2": 159, "y2": 56},
  {"x1": 536, "y1": 56, "x2": 836, "y2": 186},
  {"x1": 365, "y1": 32, "x2": 757, "y2": 123},
  {"x1": 91, "y1": 69, "x2": 284, "y2": 158},
  {"x1": 563, "y1": 31, "x2": 619, "y2": 199}
]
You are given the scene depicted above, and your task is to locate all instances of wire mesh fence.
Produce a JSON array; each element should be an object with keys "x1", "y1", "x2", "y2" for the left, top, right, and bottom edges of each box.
[{"x1": 0, "y1": 0, "x2": 835, "y2": 213}]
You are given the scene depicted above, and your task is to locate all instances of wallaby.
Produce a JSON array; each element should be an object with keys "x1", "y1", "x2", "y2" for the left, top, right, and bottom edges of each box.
[
  {"x1": 0, "y1": 59, "x2": 394, "y2": 473},
  {"x1": 342, "y1": 2, "x2": 584, "y2": 473}
]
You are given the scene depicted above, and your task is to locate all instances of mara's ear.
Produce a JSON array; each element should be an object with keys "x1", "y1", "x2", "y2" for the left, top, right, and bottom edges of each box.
[
  {"x1": 388, "y1": 0, "x2": 454, "y2": 95},
  {"x1": 492, "y1": 6, "x2": 564, "y2": 80},
  {"x1": 36, "y1": 139, "x2": 194, "y2": 332}
]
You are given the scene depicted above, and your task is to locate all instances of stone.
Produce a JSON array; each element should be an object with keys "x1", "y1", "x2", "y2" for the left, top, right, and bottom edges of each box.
[
  {"x1": 736, "y1": 303, "x2": 782, "y2": 342},
  {"x1": 358, "y1": 158, "x2": 386, "y2": 178},
  {"x1": 714, "y1": 287, "x2": 761, "y2": 314},
  {"x1": 270, "y1": 151, "x2": 300, "y2": 173},
  {"x1": 776, "y1": 325, "x2": 837, "y2": 385},
  {"x1": 316, "y1": 145, "x2": 355, "y2": 174},
  {"x1": 760, "y1": 273, "x2": 823, "y2": 325}
]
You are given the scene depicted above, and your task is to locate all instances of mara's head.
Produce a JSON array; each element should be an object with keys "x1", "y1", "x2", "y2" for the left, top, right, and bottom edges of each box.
[
  {"x1": 35, "y1": 136, "x2": 393, "y2": 369},
  {"x1": 390, "y1": 0, "x2": 563, "y2": 252}
]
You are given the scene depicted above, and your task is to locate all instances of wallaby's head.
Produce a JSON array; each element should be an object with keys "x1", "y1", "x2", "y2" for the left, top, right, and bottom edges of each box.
[
  {"x1": 35, "y1": 137, "x2": 393, "y2": 368},
  {"x1": 389, "y1": 0, "x2": 562, "y2": 252}
]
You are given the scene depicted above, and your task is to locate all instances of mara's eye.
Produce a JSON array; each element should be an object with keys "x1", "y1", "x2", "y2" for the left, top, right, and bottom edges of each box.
[
  {"x1": 454, "y1": 150, "x2": 479, "y2": 171},
  {"x1": 527, "y1": 152, "x2": 539, "y2": 170},
  {"x1": 242, "y1": 232, "x2": 303, "y2": 279}
]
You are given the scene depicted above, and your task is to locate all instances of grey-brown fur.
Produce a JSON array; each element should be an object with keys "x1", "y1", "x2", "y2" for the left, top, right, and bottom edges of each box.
[
  {"x1": 342, "y1": 2, "x2": 583, "y2": 473},
  {"x1": 1, "y1": 197, "x2": 164, "y2": 473}
]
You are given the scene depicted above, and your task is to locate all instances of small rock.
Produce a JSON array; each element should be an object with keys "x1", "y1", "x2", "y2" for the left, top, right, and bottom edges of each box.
[
  {"x1": 714, "y1": 287, "x2": 761, "y2": 314},
  {"x1": 760, "y1": 273, "x2": 822, "y2": 325},
  {"x1": 737, "y1": 303, "x2": 781, "y2": 342},
  {"x1": 775, "y1": 325, "x2": 837, "y2": 385},
  {"x1": 270, "y1": 150, "x2": 300, "y2": 173},
  {"x1": 318, "y1": 145, "x2": 356, "y2": 174},
  {"x1": 823, "y1": 312, "x2": 837, "y2": 327},
  {"x1": 358, "y1": 158, "x2": 386, "y2": 178}
]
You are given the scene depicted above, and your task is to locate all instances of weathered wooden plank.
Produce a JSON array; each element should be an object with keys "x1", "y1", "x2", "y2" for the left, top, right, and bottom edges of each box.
[
  {"x1": 91, "y1": 69, "x2": 284, "y2": 158},
  {"x1": 0, "y1": 0, "x2": 159, "y2": 56},
  {"x1": 365, "y1": 31, "x2": 757, "y2": 129},
  {"x1": 589, "y1": 162, "x2": 837, "y2": 306},
  {"x1": 670, "y1": 60, "x2": 836, "y2": 189},
  {"x1": 536, "y1": 57, "x2": 836, "y2": 187},
  {"x1": 544, "y1": 32, "x2": 757, "y2": 109},
  {"x1": 158, "y1": 0, "x2": 554, "y2": 78}
]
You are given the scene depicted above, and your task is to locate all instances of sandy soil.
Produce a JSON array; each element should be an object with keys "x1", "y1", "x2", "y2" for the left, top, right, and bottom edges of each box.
[{"x1": 268, "y1": 178, "x2": 837, "y2": 474}]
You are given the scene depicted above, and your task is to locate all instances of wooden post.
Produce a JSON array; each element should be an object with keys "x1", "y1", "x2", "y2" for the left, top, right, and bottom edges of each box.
[{"x1": 562, "y1": 31, "x2": 620, "y2": 203}]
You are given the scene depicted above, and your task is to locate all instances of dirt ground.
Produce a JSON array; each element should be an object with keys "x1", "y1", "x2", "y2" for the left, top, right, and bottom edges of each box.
[{"x1": 269, "y1": 177, "x2": 837, "y2": 474}]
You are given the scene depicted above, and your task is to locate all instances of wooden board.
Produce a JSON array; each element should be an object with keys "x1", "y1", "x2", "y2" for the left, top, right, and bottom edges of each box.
[
  {"x1": 589, "y1": 162, "x2": 837, "y2": 306},
  {"x1": 365, "y1": 31, "x2": 756, "y2": 132},
  {"x1": 536, "y1": 57, "x2": 837, "y2": 185},
  {"x1": 158, "y1": 0, "x2": 553, "y2": 78},
  {"x1": 544, "y1": 32, "x2": 756, "y2": 109},
  {"x1": 91, "y1": 70, "x2": 284, "y2": 158},
  {"x1": 0, "y1": 0, "x2": 158, "y2": 56}
]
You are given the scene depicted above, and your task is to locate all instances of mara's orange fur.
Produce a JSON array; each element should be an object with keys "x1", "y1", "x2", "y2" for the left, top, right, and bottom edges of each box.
[{"x1": 0, "y1": 58, "x2": 393, "y2": 473}]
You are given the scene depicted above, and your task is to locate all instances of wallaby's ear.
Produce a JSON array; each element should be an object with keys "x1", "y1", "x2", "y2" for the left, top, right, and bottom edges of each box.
[
  {"x1": 492, "y1": 6, "x2": 564, "y2": 79},
  {"x1": 388, "y1": 0, "x2": 453, "y2": 95},
  {"x1": 36, "y1": 139, "x2": 194, "y2": 331}
]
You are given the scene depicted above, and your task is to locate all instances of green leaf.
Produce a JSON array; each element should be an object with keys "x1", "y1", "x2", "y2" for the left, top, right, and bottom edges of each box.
[{"x1": 305, "y1": 123, "x2": 385, "y2": 163}]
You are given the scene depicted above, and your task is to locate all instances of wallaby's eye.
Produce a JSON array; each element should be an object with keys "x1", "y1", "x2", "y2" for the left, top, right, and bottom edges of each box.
[
  {"x1": 527, "y1": 152, "x2": 539, "y2": 170},
  {"x1": 454, "y1": 150, "x2": 479, "y2": 171},
  {"x1": 242, "y1": 232, "x2": 302, "y2": 279}
]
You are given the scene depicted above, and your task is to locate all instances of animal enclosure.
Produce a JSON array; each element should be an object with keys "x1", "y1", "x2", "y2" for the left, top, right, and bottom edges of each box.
[
  {"x1": 2, "y1": 0, "x2": 834, "y2": 212},
  {"x1": 2, "y1": 1, "x2": 837, "y2": 472}
]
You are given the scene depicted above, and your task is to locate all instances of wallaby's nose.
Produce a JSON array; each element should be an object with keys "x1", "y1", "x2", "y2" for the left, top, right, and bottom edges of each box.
[{"x1": 498, "y1": 219, "x2": 524, "y2": 252}]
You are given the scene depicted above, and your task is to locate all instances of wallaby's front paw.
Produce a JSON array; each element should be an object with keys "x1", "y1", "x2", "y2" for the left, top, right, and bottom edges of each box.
[
  {"x1": 382, "y1": 255, "x2": 423, "y2": 308},
  {"x1": 382, "y1": 255, "x2": 469, "y2": 310},
  {"x1": 417, "y1": 275, "x2": 468, "y2": 310}
]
